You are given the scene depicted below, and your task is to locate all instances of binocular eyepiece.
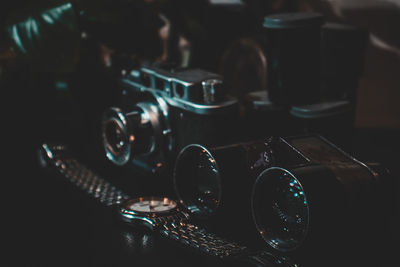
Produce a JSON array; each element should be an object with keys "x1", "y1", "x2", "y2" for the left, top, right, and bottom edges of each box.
[
  {"x1": 173, "y1": 145, "x2": 222, "y2": 217},
  {"x1": 251, "y1": 167, "x2": 309, "y2": 252}
]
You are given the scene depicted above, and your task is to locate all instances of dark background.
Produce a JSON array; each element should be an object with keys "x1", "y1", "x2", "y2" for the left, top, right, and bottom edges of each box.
[{"x1": 2, "y1": 1, "x2": 400, "y2": 266}]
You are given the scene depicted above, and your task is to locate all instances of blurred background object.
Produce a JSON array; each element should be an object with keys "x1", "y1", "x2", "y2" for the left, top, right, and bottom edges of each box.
[{"x1": 297, "y1": 0, "x2": 400, "y2": 128}]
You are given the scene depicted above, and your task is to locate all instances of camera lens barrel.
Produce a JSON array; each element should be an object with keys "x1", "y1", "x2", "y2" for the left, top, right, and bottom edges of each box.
[
  {"x1": 102, "y1": 107, "x2": 133, "y2": 166},
  {"x1": 102, "y1": 105, "x2": 160, "y2": 166},
  {"x1": 263, "y1": 12, "x2": 324, "y2": 106}
]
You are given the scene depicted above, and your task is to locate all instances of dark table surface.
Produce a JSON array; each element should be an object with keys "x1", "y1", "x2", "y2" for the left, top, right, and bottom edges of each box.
[{"x1": 3, "y1": 128, "x2": 400, "y2": 267}]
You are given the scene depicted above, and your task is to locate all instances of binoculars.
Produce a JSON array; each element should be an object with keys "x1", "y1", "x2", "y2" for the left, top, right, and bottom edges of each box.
[{"x1": 173, "y1": 134, "x2": 393, "y2": 255}]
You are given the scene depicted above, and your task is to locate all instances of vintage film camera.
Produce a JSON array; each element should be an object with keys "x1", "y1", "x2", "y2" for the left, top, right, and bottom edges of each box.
[
  {"x1": 173, "y1": 135, "x2": 393, "y2": 256},
  {"x1": 101, "y1": 65, "x2": 239, "y2": 174}
]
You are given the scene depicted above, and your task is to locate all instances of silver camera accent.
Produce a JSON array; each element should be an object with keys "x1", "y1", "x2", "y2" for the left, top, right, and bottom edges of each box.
[
  {"x1": 128, "y1": 67, "x2": 238, "y2": 114},
  {"x1": 102, "y1": 66, "x2": 238, "y2": 169}
]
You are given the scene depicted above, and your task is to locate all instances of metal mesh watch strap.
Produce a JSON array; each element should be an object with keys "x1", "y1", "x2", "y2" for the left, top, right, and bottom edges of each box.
[
  {"x1": 40, "y1": 144, "x2": 247, "y2": 259},
  {"x1": 158, "y1": 218, "x2": 295, "y2": 266},
  {"x1": 160, "y1": 220, "x2": 248, "y2": 258},
  {"x1": 40, "y1": 143, "x2": 131, "y2": 206}
]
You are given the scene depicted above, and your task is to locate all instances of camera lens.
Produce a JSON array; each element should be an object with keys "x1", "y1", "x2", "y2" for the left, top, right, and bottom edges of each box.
[
  {"x1": 252, "y1": 167, "x2": 309, "y2": 252},
  {"x1": 104, "y1": 120, "x2": 128, "y2": 157},
  {"x1": 174, "y1": 144, "x2": 221, "y2": 217},
  {"x1": 102, "y1": 107, "x2": 132, "y2": 166}
]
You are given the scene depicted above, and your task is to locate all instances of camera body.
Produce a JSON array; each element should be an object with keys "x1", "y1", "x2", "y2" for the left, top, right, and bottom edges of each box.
[{"x1": 102, "y1": 65, "x2": 239, "y2": 174}]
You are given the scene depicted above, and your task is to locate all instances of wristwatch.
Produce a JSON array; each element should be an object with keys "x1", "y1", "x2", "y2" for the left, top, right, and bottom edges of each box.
[{"x1": 39, "y1": 143, "x2": 296, "y2": 267}]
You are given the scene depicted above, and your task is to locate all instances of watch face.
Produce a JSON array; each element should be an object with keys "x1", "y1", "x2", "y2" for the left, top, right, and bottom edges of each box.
[{"x1": 126, "y1": 197, "x2": 177, "y2": 213}]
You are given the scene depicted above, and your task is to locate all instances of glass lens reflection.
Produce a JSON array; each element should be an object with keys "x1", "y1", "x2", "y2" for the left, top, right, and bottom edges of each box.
[
  {"x1": 175, "y1": 146, "x2": 221, "y2": 216},
  {"x1": 105, "y1": 120, "x2": 128, "y2": 156},
  {"x1": 193, "y1": 149, "x2": 220, "y2": 214},
  {"x1": 254, "y1": 168, "x2": 309, "y2": 251}
]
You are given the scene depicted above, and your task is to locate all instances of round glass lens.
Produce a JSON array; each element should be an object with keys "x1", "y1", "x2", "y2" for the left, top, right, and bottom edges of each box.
[
  {"x1": 252, "y1": 168, "x2": 309, "y2": 251},
  {"x1": 174, "y1": 145, "x2": 221, "y2": 216},
  {"x1": 105, "y1": 120, "x2": 128, "y2": 156}
]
